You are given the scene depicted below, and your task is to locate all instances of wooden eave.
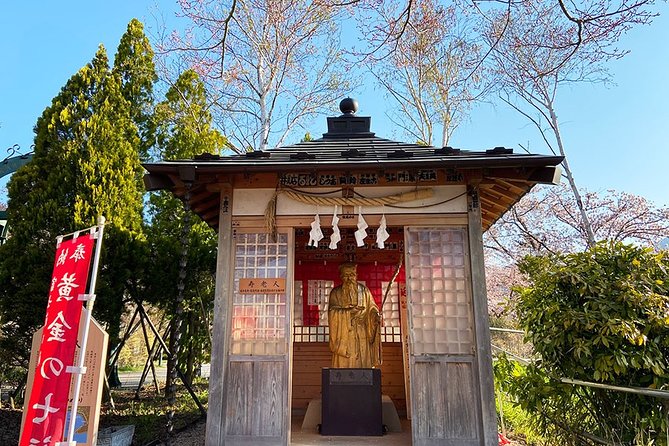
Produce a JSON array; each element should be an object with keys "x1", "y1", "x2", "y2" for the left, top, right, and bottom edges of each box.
[{"x1": 143, "y1": 137, "x2": 563, "y2": 232}]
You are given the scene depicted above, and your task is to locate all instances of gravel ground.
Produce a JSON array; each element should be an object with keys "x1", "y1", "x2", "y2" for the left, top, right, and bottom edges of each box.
[
  {"x1": 162, "y1": 420, "x2": 206, "y2": 445},
  {"x1": 2, "y1": 408, "x2": 526, "y2": 446},
  {"x1": 0, "y1": 408, "x2": 21, "y2": 444}
]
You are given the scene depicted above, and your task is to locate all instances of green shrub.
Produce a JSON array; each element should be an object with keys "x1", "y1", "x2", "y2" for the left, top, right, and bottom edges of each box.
[{"x1": 502, "y1": 242, "x2": 669, "y2": 445}]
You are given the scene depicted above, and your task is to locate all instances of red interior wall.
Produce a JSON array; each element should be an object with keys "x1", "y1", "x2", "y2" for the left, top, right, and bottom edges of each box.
[{"x1": 295, "y1": 263, "x2": 405, "y2": 325}]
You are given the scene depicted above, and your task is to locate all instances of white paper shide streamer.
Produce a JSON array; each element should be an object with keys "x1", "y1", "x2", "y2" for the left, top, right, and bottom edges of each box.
[
  {"x1": 308, "y1": 213, "x2": 324, "y2": 247},
  {"x1": 354, "y1": 207, "x2": 368, "y2": 247},
  {"x1": 376, "y1": 215, "x2": 389, "y2": 249},
  {"x1": 329, "y1": 205, "x2": 340, "y2": 250}
]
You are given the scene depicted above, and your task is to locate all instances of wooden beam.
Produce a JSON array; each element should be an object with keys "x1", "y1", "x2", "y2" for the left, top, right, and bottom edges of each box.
[
  {"x1": 504, "y1": 179, "x2": 535, "y2": 192},
  {"x1": 143, "y1": 173, "x2": 174, "y2": 191},
  {"x1": 484, "y1": 166, "x2": 561, "y2": 185},
  {"x1": 482, "y1": 219, "x2": 494, "y2": 231},
  {"x1": 189, "y1": 187, "x2": 215, "y2": 204},
  {"x1": 200, "y1": 206, "x2": 222, "y2": 223},
  {"x1": 480, "y1": 207, "x2": 497, "y2": 221},
  {"x1": 481, "y1": 206, "x2": 495, "y2": 216},
  {"x1": 482, "y1": 188, "x2": 516, "y2": 208},
  {"x1": 487, "y1": 185, "x2": 520, "y2": 204},
  {"x1": 528, "y1": 166, "x2": 561, "y2": 184},
  {"x1": 231, "y1": 172, "x2": 278, "y2": 188},
  {"x1": 205, "y1": 184, "x2": 234, "y2": 446},
  {"x1": 479, "y1": 195, "x2": 509, "y2": 215},
  {"x1": 467, "y1": 186, "x2": 499, "y2": 446},
  {"x1": 495, "y1": 179, "x2": 527, "y2": 196},
  {"x1": 285, "y1": 230, "x2": 296, "y2": 446},
  {"x1": 480, "y1": 208, "x2": 499, "y2": 230},
  {"x1": 231, "y1": 214, "x2": 469, "y2": 229},
  {"x1": 191, "y1": 196, "x2": 219, "y2": 215},
  {"x1": 464, "y1": 169, "x2": 484, "y2": 185}
]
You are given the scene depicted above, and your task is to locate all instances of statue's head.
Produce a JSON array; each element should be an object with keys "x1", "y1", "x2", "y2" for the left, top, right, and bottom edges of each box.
[{"x1": 339, "y1": 262, "x2": 357, "y2": 284}]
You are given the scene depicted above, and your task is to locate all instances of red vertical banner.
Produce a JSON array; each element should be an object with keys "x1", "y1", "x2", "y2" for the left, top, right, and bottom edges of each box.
[{"x1": 19, "y1": 233, "x2": 96, "y2": 446}]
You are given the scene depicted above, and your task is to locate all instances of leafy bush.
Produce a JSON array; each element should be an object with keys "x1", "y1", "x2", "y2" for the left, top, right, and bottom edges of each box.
[
  {"x1": 503, "y1": 242, "x2": 669, "y2": 445},
  {"x1": 494, "y1": 357, "x2": 549, "y2": 445}
]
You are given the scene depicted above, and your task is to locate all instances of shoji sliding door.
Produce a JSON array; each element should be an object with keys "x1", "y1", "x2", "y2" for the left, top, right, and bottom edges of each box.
[
  {"x1": 222, "y1": 232, "x2": 292, "y2": 446},
  {"x1": 406, "y1": 227, "x2": 484, "y2": 446}
]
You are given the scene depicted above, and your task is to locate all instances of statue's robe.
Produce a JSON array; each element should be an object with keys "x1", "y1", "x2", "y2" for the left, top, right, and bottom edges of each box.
[{"x1": 328, "y1": 283, "x2": 381, "y2": 368}]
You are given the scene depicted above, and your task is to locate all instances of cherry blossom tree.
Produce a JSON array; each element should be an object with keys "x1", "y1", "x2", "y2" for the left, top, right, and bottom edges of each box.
[
  {"x1": 351, "y1": 0, "x2": 656, "y2": 217},
  {"x1": 485, "y1": 262, "x2": 522, "y2": 316},
  {"x1": 155, "y1": 0, "x2": 656, "y2": 157},
  {"x1": 484, "y1": 185, "x2": 668, "y2": 325},
  {"x1": 364, "y1": 0, "x2": 486, "y2": 146},
  {"x1": 484, "y1": 0, "x2": 656, "y2": 246},
  {"x1": 159, "y1": 0, "x2": 351, "y2": 152},
  {"x1": 353, "y1": 0, "x2": 656, "y2": 62},
  {"x1": 485, "y1": 185, "x2": 669, "y2": 264}
]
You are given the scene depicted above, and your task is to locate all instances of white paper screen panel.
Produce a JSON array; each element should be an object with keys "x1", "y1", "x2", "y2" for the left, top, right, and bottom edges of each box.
[
  {"x1": 231, "y1": 233, "x2": 288, "y2": 355},
  {"x1": 407, "y1": 227, "x2": 473, "y2": 355}
]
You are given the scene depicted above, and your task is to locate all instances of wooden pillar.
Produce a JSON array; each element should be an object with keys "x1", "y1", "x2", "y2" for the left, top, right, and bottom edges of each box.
[
  {"x1": 467, "y1": 185, "x2": 499, "y2": 446},
  {"x1": 206, "y1": 184, "x2": 234, "y2": 446}
]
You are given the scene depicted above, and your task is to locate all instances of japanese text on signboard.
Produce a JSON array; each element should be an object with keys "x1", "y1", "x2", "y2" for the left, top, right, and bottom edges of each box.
[{"x1": 19, "y1": 234, "x2": 95, "y2": 446}]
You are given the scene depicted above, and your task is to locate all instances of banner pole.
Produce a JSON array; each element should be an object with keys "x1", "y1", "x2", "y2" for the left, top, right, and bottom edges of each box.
[{"x1": 63, "y1": 216, "x2": 106, "y2": 445}]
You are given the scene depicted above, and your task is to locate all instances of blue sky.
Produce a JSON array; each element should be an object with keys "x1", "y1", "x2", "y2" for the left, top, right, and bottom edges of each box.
[{"x1": 1, "y1": 1, "x2": 667, "y2": 207}]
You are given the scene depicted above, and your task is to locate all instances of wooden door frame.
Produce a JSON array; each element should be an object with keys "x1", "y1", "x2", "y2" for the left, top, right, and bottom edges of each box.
[
  {"x1": 404, "y1": 224, "x2": 493, "y2": 446},
  {"x1": 207, "y1": 217, "x2": 295, "y2": 446},
  {"x1": 466, "y1": 186, "x2": 498, "y2": 446},
  {"x1": 206, "y1": 184, "x2": 234, "y2": 446}
]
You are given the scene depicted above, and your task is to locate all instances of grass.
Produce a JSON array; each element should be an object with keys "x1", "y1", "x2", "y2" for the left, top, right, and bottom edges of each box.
[
  {"x1": 498, "y1": 395, "x2": 551, "y2": 446},
  {"x1": 99, "y1": 380, "x2": 208, "y2": 445},
  {"x1": 0, "y1": 380, "x2": 207, "y2": 446}
]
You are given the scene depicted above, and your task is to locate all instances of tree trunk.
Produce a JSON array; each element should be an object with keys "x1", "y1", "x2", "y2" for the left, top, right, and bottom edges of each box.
[
  {"x1": 258, "y1": 40, "x2": 269, "y2": 151},
  {"x1": 10, "y1": 373, "x2": 28, "y2": 409},
  {"x1": 547, "y1": 102, "x2": 596, "y2": 247}
]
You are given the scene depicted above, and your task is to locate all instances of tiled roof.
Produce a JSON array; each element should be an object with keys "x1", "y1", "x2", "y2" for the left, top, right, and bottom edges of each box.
[
  {"x1": 148, "y1": 137, "x2": 561, "y2": 173},
  {"x1": 143, "y1": 107, "x2": 563, "y2": 231}
]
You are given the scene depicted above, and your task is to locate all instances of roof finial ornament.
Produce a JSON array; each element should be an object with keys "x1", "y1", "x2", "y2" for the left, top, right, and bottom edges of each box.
[
  {"x1": 323, "y1": 97, "x2": 373, "y2": 139},
  {"x1": 339, "y1": 97, "x2": 358, "y2": 116}
]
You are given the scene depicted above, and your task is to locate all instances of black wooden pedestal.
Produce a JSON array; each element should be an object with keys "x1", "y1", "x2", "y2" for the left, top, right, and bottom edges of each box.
[{"x1": 321, "y1": 368, "x2": 383, "y2": 436}]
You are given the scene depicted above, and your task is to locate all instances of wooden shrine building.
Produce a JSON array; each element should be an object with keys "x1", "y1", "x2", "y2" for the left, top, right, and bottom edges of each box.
[{"x1": 143, "y1": 99, "x2": 562, "y2": 446}]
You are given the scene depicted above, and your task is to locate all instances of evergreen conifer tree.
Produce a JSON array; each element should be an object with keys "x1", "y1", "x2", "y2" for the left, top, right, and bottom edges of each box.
[
  {"x1": 0, "y1": 45, "x2": 145, "y2": 372},
  {"x1": 113, "y1": 18, "x2": 157, "y2": 161},
  {"x1": 146, "y1": 69, "x2": 225, "y2": 387}
]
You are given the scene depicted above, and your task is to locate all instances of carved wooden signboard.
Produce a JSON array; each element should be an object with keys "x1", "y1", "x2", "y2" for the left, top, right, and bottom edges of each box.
[
  {"x1": 278, "y1": 169, "x2": 450, "y2": 187},
  {"x1": 239, "y1": 277, "x2": 286, "y2": 294}
]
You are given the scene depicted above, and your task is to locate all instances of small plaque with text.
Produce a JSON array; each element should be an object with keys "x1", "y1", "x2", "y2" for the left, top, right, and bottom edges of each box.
[{"x1": 239, "y1": 278, "x2": 286, "y2": 294}]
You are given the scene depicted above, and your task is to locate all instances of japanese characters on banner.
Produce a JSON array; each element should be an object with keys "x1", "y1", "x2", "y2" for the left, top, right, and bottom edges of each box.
[{"x1": 19, "y1": 234, "x2": 96, "y2": 446}]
